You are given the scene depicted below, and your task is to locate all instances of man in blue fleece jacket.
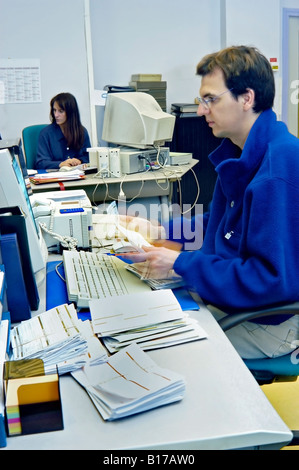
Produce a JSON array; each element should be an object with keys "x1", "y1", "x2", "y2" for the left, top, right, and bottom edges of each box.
[{"x1": 123, "y1": 46, "x2": 299, "y2": 359}]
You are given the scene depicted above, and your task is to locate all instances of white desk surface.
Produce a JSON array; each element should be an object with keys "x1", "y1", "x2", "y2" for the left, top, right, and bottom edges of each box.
[
  {"x1": 30, "y1": 160, "x2": 199, "y2": 197},
  {"x1": 4, "y1": 295, "x2": 292, "y2": 450}
]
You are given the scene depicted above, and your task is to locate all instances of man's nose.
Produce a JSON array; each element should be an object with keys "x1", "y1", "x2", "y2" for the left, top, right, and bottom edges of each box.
[{"x1": 197, "y1": 103, "x2": 210, "y2": 117}]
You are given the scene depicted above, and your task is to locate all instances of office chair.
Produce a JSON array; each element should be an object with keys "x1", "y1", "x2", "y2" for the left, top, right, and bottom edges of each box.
[
  {"x1": 217, "y1": 302, "x2": 299, "y2": 447},
  {"x1": 22, "y1": 124, "x2": 47, "y2": 169},
  {"x1": 217, "y1": 302, "x2": 299, "y2": 383}
]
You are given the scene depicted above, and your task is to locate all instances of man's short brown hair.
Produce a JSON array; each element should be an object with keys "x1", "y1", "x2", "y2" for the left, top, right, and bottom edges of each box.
[{"x1": 196, "y1": 45, "x2": 275, "y2": 113}]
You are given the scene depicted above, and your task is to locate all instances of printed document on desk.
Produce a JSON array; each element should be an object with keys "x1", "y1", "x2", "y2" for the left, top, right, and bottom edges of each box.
[
  {"x1": 72, "y1": 343, "x2": 186, "y2": 421},
  {"x1": 90, "y1": 289, "x2": 183, "y2": 335},
  {"x1": 10, "y1": 303, "x2": 108, "y2": 374},
  {"x1": 30, "y1": 169, "x2": 85, "y2": 184},
  {"x1": 90, "y1": 289, "x2": 207, "y2": 352}
]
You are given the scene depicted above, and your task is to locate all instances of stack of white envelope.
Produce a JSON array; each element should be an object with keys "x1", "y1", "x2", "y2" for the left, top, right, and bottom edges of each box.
[
  {"x1": 10, "y1": 303, "x2": 108, "y2": 374},
  {"x1": 72, "y1": 343, "x2": 186, "y2": 420},
  {"x1": 89, "y1": 289, "x2": 207, "y2": 353}
]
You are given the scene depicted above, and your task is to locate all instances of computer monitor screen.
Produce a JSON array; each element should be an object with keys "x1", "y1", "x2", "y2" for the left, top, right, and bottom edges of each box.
[
  {"x1": 0, "y1": 140, "x2": 47, "y2": 283},
  {"x1": 102, "y1": 92, "x2": 176, "y2": 149}
]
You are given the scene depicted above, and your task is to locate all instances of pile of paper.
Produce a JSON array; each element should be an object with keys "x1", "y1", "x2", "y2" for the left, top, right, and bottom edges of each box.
[
  {"x1": 126, "y1": 263, "x2": 184, "y2": 290},
  {"x1": 10, "y1": 303, "x2": 108, "y2": 374},
  {"x1": 72, "y1": 343, "x2": 186, "y2": 420},
  {"x1": 30, "y1": 169, "x2": 85, "y2": 184},
  {"x1": 90, "y1": 289, "x2": 207, "y2": 353}
]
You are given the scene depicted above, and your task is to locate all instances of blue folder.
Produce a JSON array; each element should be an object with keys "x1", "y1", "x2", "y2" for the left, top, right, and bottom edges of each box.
[
  {"x1": 0, "y1": 415, "x2": 6, "y2": 448},
  {"x1": 0, "y1": 233, "x2": 31, "y2": 322},
  {"x1": 46, "y1": 261, "x2": 68, "y2": 310}
]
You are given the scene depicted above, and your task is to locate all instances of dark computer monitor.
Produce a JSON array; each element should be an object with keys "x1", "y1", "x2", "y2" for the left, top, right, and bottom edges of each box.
[{"x1": 0, "y1": 139, "x2": 48, "y2": 284}]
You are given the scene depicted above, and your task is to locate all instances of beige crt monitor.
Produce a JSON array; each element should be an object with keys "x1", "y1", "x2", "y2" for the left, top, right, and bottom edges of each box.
[
  {"x1": 102, "y1": 92, "x2": 175, "y2": 149},
  {"x1": 0, "y1": 147, "x2": 48, "y2": 284}
]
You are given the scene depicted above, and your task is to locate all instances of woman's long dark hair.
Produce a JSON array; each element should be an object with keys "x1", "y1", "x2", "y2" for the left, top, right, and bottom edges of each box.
[{"x1": 50, "y1": 92, "x2": 85, "y2": 151}]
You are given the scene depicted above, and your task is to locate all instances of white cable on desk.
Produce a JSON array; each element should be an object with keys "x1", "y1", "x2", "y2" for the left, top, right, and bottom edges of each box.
[
  {"x1": 55, "y1": 260, "x2": 65, "y2": 282},
  {"x1": 39, "y1": 222, "x2": 78, "y2": 251},
  {"x1": 90, "y1": 158, "x2": 200, "y2": 215},
  {"x1": 92, "y1": 167, "x2": 151, "y2": 205},
  {"x1": 91, "y1": 168, "x2": 109, "y2": 206}
]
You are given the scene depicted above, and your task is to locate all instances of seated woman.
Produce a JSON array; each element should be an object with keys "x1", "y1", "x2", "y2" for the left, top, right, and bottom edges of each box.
[{"x1": 36, "y1": 92, "x2": 91, "y2": 169}]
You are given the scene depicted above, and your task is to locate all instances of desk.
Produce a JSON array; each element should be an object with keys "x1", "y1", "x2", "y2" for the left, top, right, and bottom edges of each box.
[
  {"x1": 30, "y1": 160, "x2": 199, "y2": 208},
  {"x1": 4, "y1": 288, "x2": 292, "y2": 450}
]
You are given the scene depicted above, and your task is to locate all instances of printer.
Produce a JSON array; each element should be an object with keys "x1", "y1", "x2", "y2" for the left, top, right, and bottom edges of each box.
[{"x1": 30, "y1": 190, "x2": 93, "y2": 251}]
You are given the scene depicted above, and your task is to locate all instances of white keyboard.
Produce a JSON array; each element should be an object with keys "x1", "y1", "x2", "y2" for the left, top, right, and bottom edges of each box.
[{"x1": 63, "y1": 250, "x2": 151, "y2": 308}]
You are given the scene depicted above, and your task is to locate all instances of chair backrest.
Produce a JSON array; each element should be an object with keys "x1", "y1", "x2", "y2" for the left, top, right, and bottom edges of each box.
[
  {"x1": 217, "y1": 302, "x2": 299, "y2": 384},
  {"x1": 244, "y1": 355, "x2": 299, "y2": 384},
  {"x1": 22, "y1": 124, "x2": 47, "y2": 169}
]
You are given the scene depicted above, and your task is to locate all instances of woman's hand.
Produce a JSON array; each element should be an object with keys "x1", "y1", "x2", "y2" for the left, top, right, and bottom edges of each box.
[{"x1": 59, "y1": 158, "x2": 81, "y2": 168}]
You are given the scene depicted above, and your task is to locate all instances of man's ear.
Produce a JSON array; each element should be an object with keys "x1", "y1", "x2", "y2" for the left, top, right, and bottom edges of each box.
[{"x1": 242, "y1": 88, "x2": 255, "y2": 110}]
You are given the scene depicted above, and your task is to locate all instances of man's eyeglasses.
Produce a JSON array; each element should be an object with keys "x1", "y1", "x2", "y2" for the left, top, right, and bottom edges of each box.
[{"x1": 197, "y1": 88, "x2": 233, "y2": 110}]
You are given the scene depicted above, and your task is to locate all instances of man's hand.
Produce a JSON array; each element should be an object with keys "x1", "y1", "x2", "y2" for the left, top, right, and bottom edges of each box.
[
  {"x1": 118, "y1": 215, "x2": 166, "y2": 242},
  {"x1": 121, "y1": 245, "x2": 180, "y2": 279}
]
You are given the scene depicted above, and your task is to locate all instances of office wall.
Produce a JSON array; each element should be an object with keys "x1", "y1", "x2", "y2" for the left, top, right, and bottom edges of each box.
[
  {"x1": 0, "y1": 0, "x2": 91, "y2": 140},
  {"x1": 89, "y1": 0, "x2": 286, "y2": 137},
  {"x1": 225, "y1": 0, "x2": 281, "y2": 51},
  {"x1": 1, "y1": 0, "x2": 297, "y2": 141},
  {"x1": 225, "y1": 0, "x2": 299, "y2": 122},
  {"x1": 89, "y1": 0, "x2": 221, "y2": 113},
  {"x1": 282, "y1": 0, "x2": 299, "y2": 8},
  {"x1": 225, "y1": 0, "x2": 282, "y2": 114}
]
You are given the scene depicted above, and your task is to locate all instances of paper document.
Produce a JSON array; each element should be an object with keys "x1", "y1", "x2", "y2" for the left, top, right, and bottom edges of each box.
[
  {"x1": 103, "y1": 316, "x2": 206, "y2": 353},
  {"x1": 116, "y1": 224, "x2": 152, "y2": 250},
  {"x1": 10, "y1": 303, "x2": 108, "y2": 374},
  {"x1": 126, "y1": 263, "x2": 184, "y2": 289},
  {"x1": 30, "y1": 169, "x2": 85, "y2": 184},
  {"x1": 90, "y1": 289, "x2": 183, "y2": 336},
  {"x1": 90, "y1": 290, "x2": 207, "y2": 352},
  {"x1": 0, "y1": 320, "x2": 8, "y2": 364},
  {"x1": 72, "y1": 343, "x2": 186, "y2": 420}
]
